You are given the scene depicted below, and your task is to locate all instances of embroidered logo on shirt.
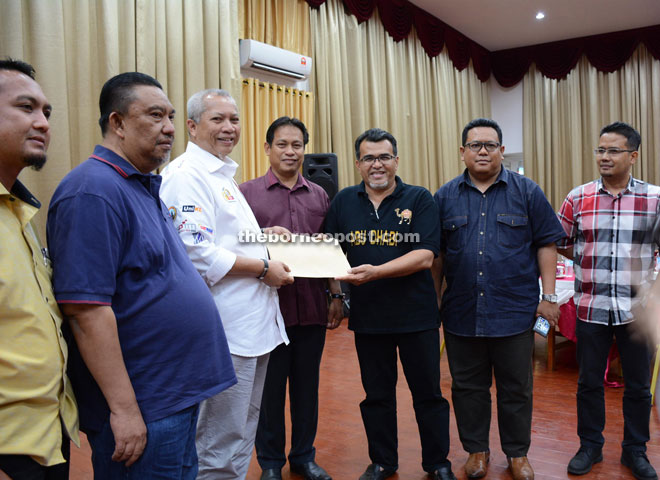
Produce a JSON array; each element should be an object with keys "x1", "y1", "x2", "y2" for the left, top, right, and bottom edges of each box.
[
  {"x1": 199, "y1": 225, "x2": 214, "y2": 234},
  {"x1": 168, "y1": 206, "x2": 177, "y2": 220},
  {"x1": 395, "y1": 208, "x2": 412, "y2": 224},
  {"x1": 177, "y1": 219, "x2": 198, "y2": 232},
  {"x1": 193, "y1": 232, "x2": 204, "y2": 244},
  {"x1": 222, "y1": 187, "x2": 236, "y2": 202},
  {"x1": 182, "y1": 205, "x2": 202, "y2": 213}
]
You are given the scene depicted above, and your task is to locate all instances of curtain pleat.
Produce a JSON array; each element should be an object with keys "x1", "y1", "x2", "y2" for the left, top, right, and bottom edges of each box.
[
  {"x1": 523, "y1": 45, "x2": 660, "y2": 209},
  {"x1": 0, "y1": 0, "x2": 239, "y2": 240},
  {"x1": 240, "y1": 78, "x2": 315, "y2": 182},
  {"x1": 310, "y1": 0, "x2": 490, "y2": 191}
]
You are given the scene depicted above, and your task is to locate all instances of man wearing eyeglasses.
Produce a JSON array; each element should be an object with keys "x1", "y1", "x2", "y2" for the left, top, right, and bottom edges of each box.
[
  {"x1": 557, "y1": 122, "x2": 660, "y2": 480},
  {"x1": 433, "y1": 118, "x2": 564, "y2": 480},
  {"x1": 325, "y1": 128, "x2": 455, "y2": 480}
]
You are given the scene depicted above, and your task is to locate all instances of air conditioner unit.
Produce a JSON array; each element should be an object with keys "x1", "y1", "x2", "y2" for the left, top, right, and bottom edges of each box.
[{"x1": 239, "y1": 39, "x2": 312, "y2": 81}]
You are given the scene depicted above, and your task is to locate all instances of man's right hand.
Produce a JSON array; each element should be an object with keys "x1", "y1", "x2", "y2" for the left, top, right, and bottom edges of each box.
[
  {"x1": 110, "y1": 406, "x2": 147, "y2": 466},
  {"x1": 262, "y1": 260, "x2": 294, "y2": 288}
]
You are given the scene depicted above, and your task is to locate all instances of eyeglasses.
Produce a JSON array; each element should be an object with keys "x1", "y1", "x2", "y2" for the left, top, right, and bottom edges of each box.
[
  {"x1": 464, "y1": 141, "x2": 500, "y2": 152},
  {"x1": 359, "y1": 154, "x2": 396, "y2": 164},
  {"x1": 594, "y1": 148, "x2": 636, "y2": 156}
]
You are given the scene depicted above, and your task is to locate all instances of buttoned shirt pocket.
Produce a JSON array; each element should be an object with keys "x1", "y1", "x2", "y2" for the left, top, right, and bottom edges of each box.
[
  {"x1": 442, "y1": 216, "x2": 468, "y2": 252},
  {"x1": 497, "y1": 214, "x2": 529, "y2": 248}
]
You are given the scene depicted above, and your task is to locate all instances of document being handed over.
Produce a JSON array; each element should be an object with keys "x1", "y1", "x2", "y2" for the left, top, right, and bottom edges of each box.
[{"x1": 266, "y1": 235, "x2": 351, "y2": 278}]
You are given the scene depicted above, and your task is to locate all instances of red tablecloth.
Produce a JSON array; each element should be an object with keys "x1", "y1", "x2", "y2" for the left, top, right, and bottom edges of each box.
[{"x1": 558, "y1": 299, "x2": 577, "y2": 342}]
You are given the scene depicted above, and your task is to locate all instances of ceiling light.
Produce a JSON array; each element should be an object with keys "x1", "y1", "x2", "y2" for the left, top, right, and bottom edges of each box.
[{"x1": 536, "y1": 12, "x2": 545, "y2": 20}]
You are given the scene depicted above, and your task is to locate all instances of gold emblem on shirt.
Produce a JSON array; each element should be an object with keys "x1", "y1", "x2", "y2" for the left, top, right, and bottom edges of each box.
[{"x1": 395, "y1": 208, "x2": 412, "y2": 224}]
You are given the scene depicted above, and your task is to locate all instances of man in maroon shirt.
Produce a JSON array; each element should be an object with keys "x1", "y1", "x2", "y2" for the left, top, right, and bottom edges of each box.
[{"x1": 240, "y1": 117, "x2": 344, "y2": 480}]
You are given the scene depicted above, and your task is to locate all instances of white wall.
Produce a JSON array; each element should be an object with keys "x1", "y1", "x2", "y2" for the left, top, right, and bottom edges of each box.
[{"x1": 489, "y1": 76, "x2": 523, "y2": 154}]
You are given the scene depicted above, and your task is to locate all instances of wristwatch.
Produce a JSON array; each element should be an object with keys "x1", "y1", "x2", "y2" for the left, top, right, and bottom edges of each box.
[
  {"x1": 541, "y1": 293, "x2": 558, "y2": 303},
  {"x1": 328, "y1": 292, "x2": 346, "y2": 301}
]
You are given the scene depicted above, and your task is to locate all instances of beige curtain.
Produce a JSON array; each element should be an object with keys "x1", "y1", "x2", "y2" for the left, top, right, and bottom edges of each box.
[
  {"x1": 0, "y1": 0, "x2": 240, "y2": 239},
  {"x1": 524, "y1": 45, "x2": 660, "y2": 209},
  {"x1": 310, "y1": 0, "x2": 490, "y2": 192},
  {"x1": 240, "y1": 0, "x2": 311, "y2": 57},
  {"x1": 241, "y1": 78, "x2": 315, "y2": 181}
]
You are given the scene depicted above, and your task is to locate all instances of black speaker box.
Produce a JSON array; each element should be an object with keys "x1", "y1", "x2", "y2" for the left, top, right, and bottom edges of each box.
[{"x1": 303, "y1": 153, "x2": 339, "y2": 201}]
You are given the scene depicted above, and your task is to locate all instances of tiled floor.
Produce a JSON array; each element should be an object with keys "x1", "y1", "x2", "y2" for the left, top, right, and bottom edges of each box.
[{"x1": 67, "y1": 324, "x2": 660, "y2": 479}]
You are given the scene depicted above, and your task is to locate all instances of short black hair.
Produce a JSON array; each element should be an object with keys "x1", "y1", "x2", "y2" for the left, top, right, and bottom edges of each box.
[
  {"x1": 266, "y1": 116, "x2": 309, "y2": 146},
  {"x1": 0, "y1": 57, "x2": 36, "y2": 79},
  {"x1": 461, "y1": 118, "x2": 503, "y2": 146},
  {"x1": 0, "y1": 58, "x2": 37, "y2": 95},
  {"x1": 354, "y1": 128, "x2": 397, "y2": 160},
  {"x1": 98, "y1": 72, "x2": 163, "y2": 135},
  {"x1": 600, "y1": 121, "x2": 641, "y2": 151}
]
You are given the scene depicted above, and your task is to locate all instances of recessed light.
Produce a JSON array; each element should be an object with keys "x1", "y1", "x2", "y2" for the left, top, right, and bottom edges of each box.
[{"x1": 536, "y1": 12, "x2": 545, "y2": 20}]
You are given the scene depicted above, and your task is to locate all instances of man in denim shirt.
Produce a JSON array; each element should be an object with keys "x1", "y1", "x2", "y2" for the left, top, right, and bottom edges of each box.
[{"x1": 433, "y1": 118, "x2": 564, "y2": 480}]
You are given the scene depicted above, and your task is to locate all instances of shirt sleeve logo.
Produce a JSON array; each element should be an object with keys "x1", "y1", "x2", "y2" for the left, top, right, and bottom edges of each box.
[
  {"x1": 395, "y1": 208, "x2": 412, "y2": 224},
  {"x1": 182, "y1": 205, "x2": 202, "y2": 213},
  {"x1": 177, "y1": 219, "x2": 198, "y2": 232},
  {"x1": 168, "y1": 206, "x2": 177, "y2": 220},
  {"x1": 222, "y1": 187, "x2": 236, "y2": 202}
]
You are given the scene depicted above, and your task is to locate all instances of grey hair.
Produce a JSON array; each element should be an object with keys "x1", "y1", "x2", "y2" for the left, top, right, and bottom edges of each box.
[{"x1": 187, "y1": 89, "x2": 235, "y2": 123}]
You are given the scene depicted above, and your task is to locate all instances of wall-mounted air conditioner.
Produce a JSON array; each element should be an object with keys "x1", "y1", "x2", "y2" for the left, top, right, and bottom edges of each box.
[{"x1": 239, "y1": 39, "x2": 312, "y2": 81}]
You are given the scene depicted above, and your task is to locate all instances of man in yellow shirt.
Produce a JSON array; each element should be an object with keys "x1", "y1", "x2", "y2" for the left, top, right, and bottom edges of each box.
[{"x1": 0, "y1": 58, "x2": 78, "y2": 479}]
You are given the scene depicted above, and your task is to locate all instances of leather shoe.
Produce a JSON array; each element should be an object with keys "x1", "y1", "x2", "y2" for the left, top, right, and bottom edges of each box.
[
  {"x1": 621, "y1": 450, "x2": 658, "y2": 480},
  {"x1": 260, "y1": 469, "x2": 282, "y2": 480},
  {"x1": 290, "y1": 461, "x2": 332, "y2": 480},
  {"x1": 358, "y1": 463, "x2": 397, "y2": 480},
  {"x1": 429, "y1": 465, "x2": 457, "y2": 480},
  {"x1": 567, "y1": 447, "x2": 603, "y2": 475},
  {"x1": 464, "y1": 452, "x2": 489, "y2": 478},
  {"x1": 507, "y1": 456, "x2": 534, "y2": 480}
]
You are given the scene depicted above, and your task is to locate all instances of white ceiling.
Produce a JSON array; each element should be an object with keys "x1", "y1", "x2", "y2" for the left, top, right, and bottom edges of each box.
[{"x1": 408, "y1": 0, "x2": 660, "y2": 51}]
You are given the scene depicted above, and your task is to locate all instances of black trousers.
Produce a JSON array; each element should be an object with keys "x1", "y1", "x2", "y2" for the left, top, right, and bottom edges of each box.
[
  {"x1": 354, "y1": 328, "x2": 451, "y2": 473},
  {"x1": 444, "y1": 329, "x2": 534, "y2": 457},
  {"x1": 0, "y1": 430, "x2": 70, "y2": 480},
  {"x1": 256, "y1": 325, "x2": 326, "y2": 469},
  {"x1": 576, "y1": 317, "x2": 652, "y2": 451}
]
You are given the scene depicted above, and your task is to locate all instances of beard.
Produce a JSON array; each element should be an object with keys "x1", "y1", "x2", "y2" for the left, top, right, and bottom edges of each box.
[
  {"x1": 24, "y1": 153, "x2": 47, "y2": 171},
  {"x1": 368, "y1": 179, "x2": 390, "y2": 190}
]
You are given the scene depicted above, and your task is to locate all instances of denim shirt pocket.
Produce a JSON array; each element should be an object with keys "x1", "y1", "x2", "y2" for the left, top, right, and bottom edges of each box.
[
  {"x1": 496, "y1": 214, "x2": 529, "y2": 248},
  {"x1": 442, "y1": 216, "x2": 468, "y2": 252}
]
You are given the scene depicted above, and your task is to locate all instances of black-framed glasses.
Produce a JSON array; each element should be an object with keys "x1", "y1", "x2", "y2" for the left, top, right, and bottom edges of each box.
[
  {"x1": 594, "y1": 148, "x2": 636, "y2": 156},
  {"x1": 465, "y1": 141, "x2": 500, "y2": 152},
  {"x1": 359, "y1": 154, "x2": 396, "y2": 164}
]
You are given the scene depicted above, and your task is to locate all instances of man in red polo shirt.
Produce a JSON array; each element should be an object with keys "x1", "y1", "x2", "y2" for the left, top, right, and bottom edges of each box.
[{"x1": 240, "y1": 117, "x2": 343, "y2": 480}]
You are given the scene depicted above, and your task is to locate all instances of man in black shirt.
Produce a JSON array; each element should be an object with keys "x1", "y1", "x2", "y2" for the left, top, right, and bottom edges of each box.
[{"x1": 325, "y1": 128, "x2": 454, "y2": 480}]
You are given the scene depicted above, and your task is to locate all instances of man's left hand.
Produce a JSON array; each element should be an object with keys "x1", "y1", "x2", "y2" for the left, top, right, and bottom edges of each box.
[
  {"x1": 327, "y1": 298, "x2": 344, "y2": 329},
  {"x1": 536, "y1": 300, "x2": 560, "y2": 327},
  {"x1": 336, "y1": 264, "x2": 379, "y2": 286}
]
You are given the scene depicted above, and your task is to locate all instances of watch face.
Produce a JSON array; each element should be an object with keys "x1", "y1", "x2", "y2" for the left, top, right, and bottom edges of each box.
[{"x1": 543, "y1": 294, "x2": 558, "y2": 303}]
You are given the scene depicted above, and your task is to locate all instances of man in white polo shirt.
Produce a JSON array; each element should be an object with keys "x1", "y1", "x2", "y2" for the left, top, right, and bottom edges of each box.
[{"x1": 160, "y1": 88, "x2": 292, "y2": 480}]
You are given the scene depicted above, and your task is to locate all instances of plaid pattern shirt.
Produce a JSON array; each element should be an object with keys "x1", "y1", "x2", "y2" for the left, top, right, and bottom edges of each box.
[{"x1": 558, "y1": 176, "x2": 660, "y2": 325}]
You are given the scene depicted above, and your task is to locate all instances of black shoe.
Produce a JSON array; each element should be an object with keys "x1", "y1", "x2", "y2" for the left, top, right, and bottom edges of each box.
[
  {"x1": 260, "y1": 469, "x2": 283, "y2": 480},
  {"x1": 621, "y1": 450, "x2": 658, "y2": 480},
  {"x1": 290, "y1": 461, "x2": 332, "y2": 480},
  {"x1": 358, "y1": 463, "x2": 397, "y2": 480},
  {"x1": 429, "y1": 465, "x2": 457, "y2": 480},
  {"x1": 567, "y1": 447, "x2": 603, "y2": 475}
]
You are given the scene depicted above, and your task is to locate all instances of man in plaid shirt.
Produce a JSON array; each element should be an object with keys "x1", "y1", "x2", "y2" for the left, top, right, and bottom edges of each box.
[{"x1": 558, "y1": 122, "x2": 660, "y2": 480}]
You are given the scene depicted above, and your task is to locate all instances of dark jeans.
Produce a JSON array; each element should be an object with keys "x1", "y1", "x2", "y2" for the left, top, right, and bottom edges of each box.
[
  {"x1": 444, "y1": 329, "x2": 534, "y2": 457},
  {"x1": 576, "y1": 317, "x2": 652, "y2": 451},
  {"x1": 0, "y1": 430, "x2": 70, "y2": 480},
  {"x1": 87, "y1": 404, "x2": 199, "y2": 480},
  {"x1": 354, "y1": 328, "x2": 451, "y2": 473},
  {"x1": 256, "y1": 325, "x2": 326, "y2": 470}
]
